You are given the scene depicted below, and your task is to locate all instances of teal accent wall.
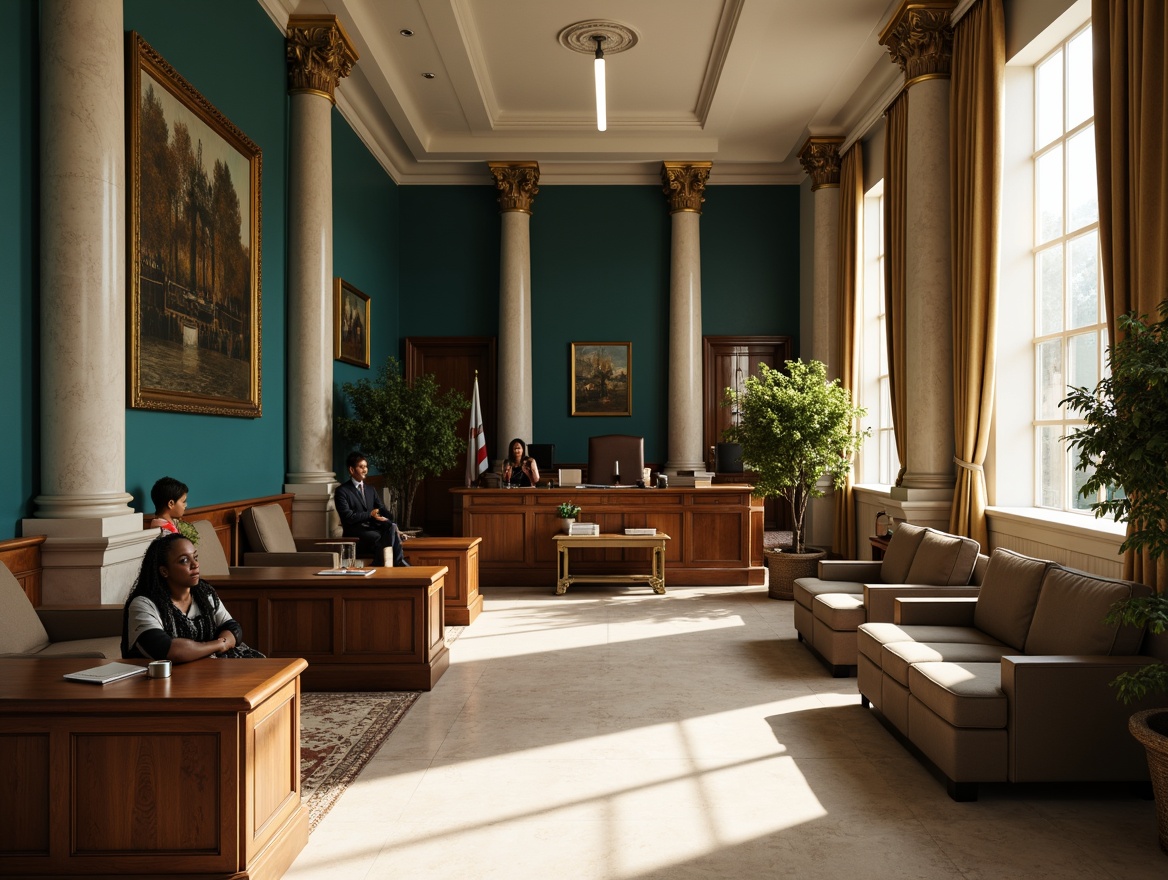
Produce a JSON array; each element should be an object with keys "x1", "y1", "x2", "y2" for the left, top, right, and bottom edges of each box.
[
  {"x1": 122, "y1": 0, "x2": 289, "y2": 512},
  {"x1": 332, "y1": 113, "x2": 399, "y2": 476},
  {"x1": 0, "y1": 0, "x2": 38, "y2": 533},
  {"x1": 396, "y1": 183, "x2": 799, "y2": 467}
]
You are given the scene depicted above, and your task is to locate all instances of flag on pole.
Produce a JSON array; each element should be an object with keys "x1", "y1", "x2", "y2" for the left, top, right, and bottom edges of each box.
[{"x1": 466, "y1": 373, "x2": 488, "y2": 486}]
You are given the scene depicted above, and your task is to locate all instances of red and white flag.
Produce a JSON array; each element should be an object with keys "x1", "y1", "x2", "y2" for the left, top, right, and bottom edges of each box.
[{"x1": 466, "y1": 374, "x2": 488, "y2": 486}]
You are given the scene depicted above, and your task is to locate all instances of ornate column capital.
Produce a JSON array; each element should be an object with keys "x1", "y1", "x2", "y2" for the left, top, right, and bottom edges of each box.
[
  {"x1": 879, "y1": 1, "x2": 955, "y2": 86},
  {"x1": 488, "y1": 162, "x2": 540, "y2": 214},
  {"x1": 798, "y1": 137, "x2": 844, "y2": 191},
  {"x1": 661, "y1": 162, "x2": 713, "y2": 214},
  {"x1": 286, "y1": 14, "x2": 358, "y2": 104}
]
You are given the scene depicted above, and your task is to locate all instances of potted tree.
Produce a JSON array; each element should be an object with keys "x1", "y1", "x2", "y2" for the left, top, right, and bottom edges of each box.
[
  {"x1": 337, "y1": 356, "x2": 469, "y2": 530},
  {"x1": 726, "y1": 359, "x2": 868, "y2": 599},
  {"x1": 1063, "y1": 304, "x2": 1168, "y2": 853}
]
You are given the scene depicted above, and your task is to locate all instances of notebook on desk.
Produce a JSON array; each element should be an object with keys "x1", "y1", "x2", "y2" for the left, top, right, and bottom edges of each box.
[
  {"x1": 63, "y1": 662, "x2": 148, "y2": 685},
  {"x1": 316, "y1": 569, "x2": 376, "y2": 576}
]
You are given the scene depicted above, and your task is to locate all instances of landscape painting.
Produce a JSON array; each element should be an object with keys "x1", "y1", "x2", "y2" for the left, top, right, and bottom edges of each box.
[
  {"x1": 571, "y1": 342, "x2": 631, "y2": 416},
  {"x1": 128, "y1": 33, "x2": 262, "y2": 416}
]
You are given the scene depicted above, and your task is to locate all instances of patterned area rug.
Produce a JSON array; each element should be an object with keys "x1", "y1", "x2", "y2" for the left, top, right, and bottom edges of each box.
[{"x1": 300, "y1": 691, "x2": 419, "y2": 832}]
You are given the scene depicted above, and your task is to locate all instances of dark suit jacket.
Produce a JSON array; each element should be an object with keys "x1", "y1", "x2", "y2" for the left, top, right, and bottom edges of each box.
[{"x1": 334, "y1": 480, "x2": 393, "y2": 533}]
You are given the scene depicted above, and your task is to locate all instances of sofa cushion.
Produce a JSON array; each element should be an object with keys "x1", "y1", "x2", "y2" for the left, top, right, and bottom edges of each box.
[
  {"x1": 191, "y1": 519, "x2": 230, "y2": 576},
  {"x1": 857, "y1": 621, "x2": 1005, "y2": 665},
  {"x1": 972, "y1": 549, "x2": 1051, "y2": 651},
  {"x1": 241, "y1": 504, "x2": 297, "y2": 553},
  {"x1": 908, "y1": 661, "x2": 1007, "y2": 729},
  {"x1": 880, "y1": 522, "x2": 927, "y2": 583},
  {"x1": 812, "y1": 593, "x2": 866, "y2": 630},
  {"x1": 882, "y1": 640, "x2": 1012, "y2": 686},
  {"x1": 0, "y1": 563, "x2": 51, "y2": 655},
  {"x1": 904, "y1": 530, "x2": 980, "y2": 586},
  {"x1": 1024, "y1": 566, "x2": 1152, "y2": 656}
]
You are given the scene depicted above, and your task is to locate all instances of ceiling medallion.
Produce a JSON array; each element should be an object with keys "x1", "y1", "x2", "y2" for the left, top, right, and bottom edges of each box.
[{"x1": 557, "y1": 20, "x2": 639, "y2": 55}]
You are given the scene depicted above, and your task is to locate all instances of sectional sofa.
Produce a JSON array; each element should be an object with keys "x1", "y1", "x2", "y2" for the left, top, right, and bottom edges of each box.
[
  {"x1": 857, "y1": 547, "x2": 1163, "y2": 800},
  {"x1": 793, "y1": 523, "x2": 984, "y2": 676}
]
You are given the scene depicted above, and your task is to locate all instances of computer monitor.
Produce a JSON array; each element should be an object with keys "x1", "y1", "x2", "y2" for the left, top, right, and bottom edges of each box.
[
  {"x1": 527, "y1": 443, "x2": 555, "y2": 474},
  {"x1": 587, "y1": 435, "x2": 645, "y2": 486}
]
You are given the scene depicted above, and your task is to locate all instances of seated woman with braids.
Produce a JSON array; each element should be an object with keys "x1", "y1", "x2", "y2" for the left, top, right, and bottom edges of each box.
[{"x1": 121, "y1": 532, "x2": 263, "y2": 662}]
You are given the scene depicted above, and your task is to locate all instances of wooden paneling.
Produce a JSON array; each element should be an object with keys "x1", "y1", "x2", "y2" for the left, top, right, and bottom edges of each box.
[
  {"x1": 0, "y1": 734, "x2": 49, "y2": 853},
  {"x1": 453, "y1": 487, "x2": 766, "y2": 587},
  {"x1": 0, "y1": 535, "x2": 45, "y2": 606},
  {"x1": 271, "y1": 598, "x2": 333, "y2": 654},
  {"x1": 402, "y1": 537, "x2": 483, "y2": 625}
]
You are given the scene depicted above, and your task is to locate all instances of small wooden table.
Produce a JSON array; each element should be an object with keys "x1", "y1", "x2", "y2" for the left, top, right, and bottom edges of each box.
[
  {"x1": 553, "y1": 532, "x2": 671, "y2": 595},
  {"x1": 0, "y1": 657, "x2": 307, "y2": 880}
]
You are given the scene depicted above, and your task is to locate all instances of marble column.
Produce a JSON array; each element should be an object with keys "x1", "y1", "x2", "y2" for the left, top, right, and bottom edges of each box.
[
  {"x1": 488, "y1": 162, "x2": 539, "y2": 464},
  {"x1": 881, "y1": 0, "x2": 956, "y2": 518},
  {"x1": 798, "y1": 138, "x2": 843, "y2": 549},
  {"x1": 661, "y1": 162, "x2": 712, "y2": 480},
  {"x1": 284, "y1": 15, "x2": 357, "y2": 537},
  {"x1": 23, "y1": 0, "x2": 144, "y2": 604}
]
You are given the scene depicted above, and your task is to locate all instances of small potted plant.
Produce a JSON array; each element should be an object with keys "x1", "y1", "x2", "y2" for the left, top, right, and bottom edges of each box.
[
  {"x1": 1063, "y1": 303, "x2": 1168, "y2": 852},
  {"x1": 726, "y1": 359, "x2": 868, "y2": 599},
  {"x1": 556, "y1": 501, "x2": 581, "y2": 534}
]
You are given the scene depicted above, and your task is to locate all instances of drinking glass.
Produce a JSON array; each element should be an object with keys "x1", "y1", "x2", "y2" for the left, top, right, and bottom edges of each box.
[{"x1": 340, "y1": 543, "x2": 355, "y2": 569}]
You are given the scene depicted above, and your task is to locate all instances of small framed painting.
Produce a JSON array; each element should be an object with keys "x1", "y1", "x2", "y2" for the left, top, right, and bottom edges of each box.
[
  {"x1": 335, "y1": 278, "x2": 370, "y2": 368},
  {"x1": 571, "y1": 342, "x2": 631, "y2": 416}
]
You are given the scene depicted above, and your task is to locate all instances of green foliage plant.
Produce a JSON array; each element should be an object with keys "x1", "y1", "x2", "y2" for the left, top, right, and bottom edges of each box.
[
  {"x1": 1063, "y1": 304, "x2": 1168, "y2": 703},
  {"x1": 337, "y1": 357, "x2": 469, "y2": 529},
  {"x1": 556, "y1": 501, "x2": 581, "y2": 519},
  {"x1": 726, "y1": 359, "x2": 869, "y2": 554}
]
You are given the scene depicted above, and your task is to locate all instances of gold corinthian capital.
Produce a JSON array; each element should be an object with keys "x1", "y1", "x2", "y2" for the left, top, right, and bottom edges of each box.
[
  {"x1": 286, "y1": 14, "x2": 359, "y2": 104},
  {"x1": 880, "y1": 1, "x2": 955, "y2": 86},
  {"x1": 661, "y1": 162, "x2": 713, "y2": 214},
  {"x1": 798, "y1": 137, "x2": 844, "y2": 191},
  {"x1": 488, "y1": 162, "x2": 540, "y2": 214}
]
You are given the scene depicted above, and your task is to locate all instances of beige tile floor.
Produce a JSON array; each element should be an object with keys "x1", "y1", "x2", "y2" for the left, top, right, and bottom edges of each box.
[{"x1": 285, "y1": 584, "x2": 1166, "y2": 880}]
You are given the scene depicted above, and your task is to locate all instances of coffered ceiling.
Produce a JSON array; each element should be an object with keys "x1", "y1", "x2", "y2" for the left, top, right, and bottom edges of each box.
[{"x1": 260, "y1": 0, "x2": 905, "y2": 184}]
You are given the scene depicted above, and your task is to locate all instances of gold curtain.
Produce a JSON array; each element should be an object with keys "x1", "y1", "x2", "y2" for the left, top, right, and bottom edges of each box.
[
  {"x1": 833, "y1": 144, "x2": 863, "y2": 558},
  {"x1": 948, "y1": 0, "x2": 1003, "y2": 546},
  {"x1": 884, "y1": 93, "x2": 909, "y2": 486},
  {"x1": 1092, "y1": 0, "x2": 1168, "y2": 589}
]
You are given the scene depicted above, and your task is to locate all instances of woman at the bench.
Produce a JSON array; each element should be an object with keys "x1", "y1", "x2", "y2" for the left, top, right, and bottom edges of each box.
[{"x1": 121, "y1": 532, "x2": 263, "y2": 661}]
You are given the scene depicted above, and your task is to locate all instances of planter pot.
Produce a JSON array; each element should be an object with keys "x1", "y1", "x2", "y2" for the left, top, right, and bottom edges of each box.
[
  {"x1": 765, "y1": 547, "x2": 826, "y2": 600},
  {"x1": 561, "y1": 518, "x2": 575, "y2": 534},
  {"x1": 1130, "y1": 708, "x2": 1168, "y2": 854}
]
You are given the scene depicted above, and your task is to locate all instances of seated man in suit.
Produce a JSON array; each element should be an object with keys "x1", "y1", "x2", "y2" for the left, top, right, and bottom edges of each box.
[{"x1": 334, "y1": 451, "x2": 408, "y2": 567}]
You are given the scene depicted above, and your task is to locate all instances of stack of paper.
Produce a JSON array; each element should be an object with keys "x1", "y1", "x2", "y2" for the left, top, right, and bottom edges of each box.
[
  {"x1": 569, "y1": 522, "x2": 600, "y2": 536},
  {"x1": 623, "y1": 528, "x2": 656, "y2": 535}
]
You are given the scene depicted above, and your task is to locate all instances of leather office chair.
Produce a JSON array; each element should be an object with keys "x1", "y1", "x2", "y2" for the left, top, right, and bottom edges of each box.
[{"x1": 587, "y1": 434, "x2": 644, "y2": 485}]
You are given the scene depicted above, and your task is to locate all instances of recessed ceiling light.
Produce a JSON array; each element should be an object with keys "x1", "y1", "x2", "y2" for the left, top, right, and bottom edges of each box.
[
  {"x1": 399, "y1": 29, "x2": 414, "y2": 37},
  {"x1": 422, "y1": 72, "x2": 436, "y2": 79}
]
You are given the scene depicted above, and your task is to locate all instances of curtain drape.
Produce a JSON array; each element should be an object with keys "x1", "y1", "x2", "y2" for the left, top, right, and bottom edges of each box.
[
  {"x1": 884, "y1": 93, "x2": 909, "y2": 487},
  {"x1": 833, "y1": 144, "x2": 863, "y2": 558},
  {"x1": 1092, "y1": 0, "x2": 1168, "y2": 590},
  {"x1": 948, "y1": 0, "x2": 1003, "y2": 546}
]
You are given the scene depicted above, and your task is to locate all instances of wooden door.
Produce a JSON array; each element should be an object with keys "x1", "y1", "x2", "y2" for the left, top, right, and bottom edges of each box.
[
  {"x1": 405, "y1": 337, "x2": 497, "y2": 536},
  {"x1": 703, "y1": 336, "x2": 793, "y2": 531}
]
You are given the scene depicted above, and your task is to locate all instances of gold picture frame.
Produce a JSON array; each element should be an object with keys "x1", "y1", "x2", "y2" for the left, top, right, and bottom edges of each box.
[
  {"x1": 571, "y1": 342, "x2": 632, "y2": 416},
  {"x1": 127, "y1": 33, "x2": 263, "y2": 417},
  {"x1": 334, "y1": 278, "x2": 370, "y2": 368}
]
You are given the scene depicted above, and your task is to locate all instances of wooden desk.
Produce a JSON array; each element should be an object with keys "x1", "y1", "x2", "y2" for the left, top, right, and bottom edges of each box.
[
  {"x1": 209, "y1": 566, "x2": 449, "y2": 691},
  {"x1": 453, "y1": 486, "x2": 764, "y2": 587},
  {"x1": 0, "y1": 657, "x2": 307, "y2": 880},
  {"x1": 553, "y1": 532, "x2": 670, "y2": 595},
  {"x1": 401, "y1": 536, "x2": 483, "y2": 625}
]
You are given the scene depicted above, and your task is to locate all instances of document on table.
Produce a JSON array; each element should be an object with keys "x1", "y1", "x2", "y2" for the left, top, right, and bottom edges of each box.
[
  {"x1": 315, "y1": 569, "x2": 376, "y2": 576},
  {"x1": 64, "y1": 662, "x2": 148, "y2": 685}
]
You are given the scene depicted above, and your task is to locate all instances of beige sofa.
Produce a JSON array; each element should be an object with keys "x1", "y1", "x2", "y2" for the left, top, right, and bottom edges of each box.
[
  {"x1": 857, "y1": 547, "x2": 1162, "y2": 800},
  {"x1": 0, "y1": 561, "x2": 121, "y2": 659},
  {"x1": 793, "y1": 523, "x2": 983, "y2": 676}
]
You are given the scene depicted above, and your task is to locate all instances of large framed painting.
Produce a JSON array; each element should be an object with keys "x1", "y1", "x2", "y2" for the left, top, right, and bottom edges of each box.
[
  {"x1": 571, "y1": 342, "x2": 631, "y2": 416},
  {"x1": 127, "y1": 33, "x2": 262, "y2": 417},
  {"x1": 334, "y1": 278, "x2": 370, "y2": 368}
]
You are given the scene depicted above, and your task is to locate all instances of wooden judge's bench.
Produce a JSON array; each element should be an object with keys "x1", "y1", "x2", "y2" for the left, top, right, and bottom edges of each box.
[{"x1": 452, "y1": 485, "x2": 765, "y2": 587}]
